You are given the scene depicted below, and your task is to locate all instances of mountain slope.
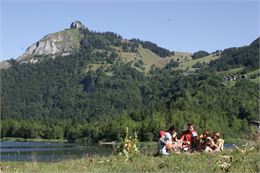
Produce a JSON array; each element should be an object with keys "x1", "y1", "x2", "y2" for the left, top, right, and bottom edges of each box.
[
  {"x1": 5, "y1": 21, "x2": 180, "y2": 71},
  {"x1": 1, "y1": 21, "x2": 220, "y2": 72},
  {"x1": 209, "y1": 37, "x2": 259, "y2": 70},
  {"x1": 1, "y1": 21, "x2": 259, "y2": 142},
  {"x1": 18, "y1": 21, "x2": 85, "y2": 62}
]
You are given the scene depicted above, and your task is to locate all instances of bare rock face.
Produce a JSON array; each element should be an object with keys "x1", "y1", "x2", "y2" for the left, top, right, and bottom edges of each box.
[
  {"x1": 0, "y1": 61, "x2": 11, "y2": 69},
  {"x1": 26, "y1": 40, "x2": 59, "y2": 55},
  {"x1": 17, "y1": 21, "x2": 85, "y2": 62},
  {"x1": 70, "y1": 21, "x2": 85, "y2": 29}
]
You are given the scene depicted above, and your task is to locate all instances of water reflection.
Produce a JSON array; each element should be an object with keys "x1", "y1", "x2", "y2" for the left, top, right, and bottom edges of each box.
[{"x1": 0, "y1": 141, "x2": 112, "y2": 162}]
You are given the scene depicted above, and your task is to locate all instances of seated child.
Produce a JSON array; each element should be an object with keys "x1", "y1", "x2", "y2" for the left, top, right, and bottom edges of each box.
[
  {"x1": 196, "y1": 129, "x2": 211, "y2": 151},
  {"x1": 211, "y1": 132, "x2": 224, "y2": 151},
  {"x1": 171, "y1": 130, "x2": 182, "y2": 152},
  {"x1": 180, "y1": 123, "x2": 197, "y2": 152},
  {"x1": 158, "y1": 126, "x2": 177, "y2": 155},
  {"x1": 204, "y1": 132, "x2": 224, "y2": 152}
]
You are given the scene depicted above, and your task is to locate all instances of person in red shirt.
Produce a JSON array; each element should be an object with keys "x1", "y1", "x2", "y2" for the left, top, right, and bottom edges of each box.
[{"x1": 180, "y1": 123, "x2": 198, "y2": 152}]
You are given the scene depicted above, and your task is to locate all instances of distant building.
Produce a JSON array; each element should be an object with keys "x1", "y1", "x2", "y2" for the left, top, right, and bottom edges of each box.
[{"x1": 224, "y1": 75, "x2": 237, "y2": 81}]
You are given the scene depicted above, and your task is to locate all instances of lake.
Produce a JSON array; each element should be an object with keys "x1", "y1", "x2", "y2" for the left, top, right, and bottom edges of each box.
[
  {"x1": 0, "y1": 141, "x2": 234, "y2": 162},
  {"x1": 0, "y1": 141, "x2": 113, "y2": 162}
]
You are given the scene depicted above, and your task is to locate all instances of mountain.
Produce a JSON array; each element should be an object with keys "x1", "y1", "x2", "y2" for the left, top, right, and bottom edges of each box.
[
  {"x1": 209, "y1": 37, "x2": 259, "y2": 70},
  {"x1": 1, "y1": 21, "x2": 259, "y2": 143},
  {"x1": 250, "y1": 37, "x2": 260, "y2": 47},
  {"x1": 2, "y1": 21, "x2": 223, "y2": 72},
  {"x1": 2, "y1": 21, "x2": 193, "y2": 71},
  {"x1": 17, "y1": 21, "x2": 85, "y2": 62},
  {"x1": 0, "y1": 60, "x2": 11, "y2": 69}
]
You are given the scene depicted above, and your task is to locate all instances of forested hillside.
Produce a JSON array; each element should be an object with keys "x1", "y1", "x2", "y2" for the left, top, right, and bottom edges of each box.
[
  {"x1": 1, "y1": 27, "x2": 259, "y2": 143},
  {"x1": 209, "y1": 37, "x2": 259, "y2": 70}
]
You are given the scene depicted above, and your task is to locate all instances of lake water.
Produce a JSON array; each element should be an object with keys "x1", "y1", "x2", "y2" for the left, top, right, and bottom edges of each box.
[
  {"x1": 0, "y1": 141, "x2": 234, "y2": 162},
  {"x1": 0, "y1": 141, "x2": 113, "y2": 162}
]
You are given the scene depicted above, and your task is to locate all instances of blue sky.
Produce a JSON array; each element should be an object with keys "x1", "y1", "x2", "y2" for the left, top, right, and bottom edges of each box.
[{"x1": 0, "y1": 0, "x2": 259, "y2": 61}]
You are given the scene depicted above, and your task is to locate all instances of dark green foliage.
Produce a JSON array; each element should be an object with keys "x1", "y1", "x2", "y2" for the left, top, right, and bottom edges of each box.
[
  {"x1": 165, "y1": 59, "x2": 179, "y2": 69},
  {"x1": 142, "y1": 41, "x2": 173, "y2": 57},
  {"x1": 81, "y1": 30, "x2": 122, "y2": 50},
  {"x1": 130, "y1": 39, "x2": 174, "y2": 57},
  {"x1": 192, "y1": 50, "x2": 210, "y2": 59},
  {"x1": 192, "y1": 62, "x2": 204, "y2": 68},
  {"x1": 80, "y1": 29, "x2": 173, "y2": 56},
  {"x1": 250, "y1": 37, "x2": 259, "y2": 47},
  {"x1": 209, "y1": 38, "x2": 259, "y2": 70},
  {"x1": 121, "y1": 41, "x2": 139, "y2": 53},
  {"x1": 1, "y1": 37, "x2": 259, "y2": 143}
]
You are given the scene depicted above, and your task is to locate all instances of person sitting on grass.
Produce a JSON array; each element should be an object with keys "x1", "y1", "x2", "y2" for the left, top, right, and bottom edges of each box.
[
  {"x1": 158, "y1": 125, "x2": 177, "y2": 156},
  {"x1": 196, "y1": 129, "x2": 211, "y2": 151},
  {"x1": 180, "y1": 122, "x2": 198, "y2": 152},
  {"x1": 204, "y1": 132, "x2": 224, "y2": 152},
  {"x1": 211, "y1": 132, "x2": 224, "y2": 151},
  {"x1": 170, "y1": 128, "x2": 183, "y2": 152}
]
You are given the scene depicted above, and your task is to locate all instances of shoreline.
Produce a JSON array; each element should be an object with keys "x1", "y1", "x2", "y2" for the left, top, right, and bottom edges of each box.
[
  {"x1": 0, "y1": 137, "x2": 68, "y2": 143},
  {"x1": 0, "y1": 137, "x2": 248, "y2": 146},
  {"x1": 0, "y1": 145, "x2": 259, "y2": 173}
]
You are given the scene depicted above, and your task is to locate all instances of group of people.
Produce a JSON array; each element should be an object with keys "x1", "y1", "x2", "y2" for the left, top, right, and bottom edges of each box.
[{"x1": 158, "y1": 123, "x2": 225, "y2": 156}]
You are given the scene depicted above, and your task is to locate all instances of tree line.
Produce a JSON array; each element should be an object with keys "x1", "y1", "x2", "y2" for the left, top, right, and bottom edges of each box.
[{"x1": 1, "y1": 34, "x2": 259, "y2": 143}]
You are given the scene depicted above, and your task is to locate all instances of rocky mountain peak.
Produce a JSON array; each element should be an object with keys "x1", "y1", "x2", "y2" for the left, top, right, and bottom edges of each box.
[
  {"x1": 17, "y1": 21, "x2": 85, "y2": 62},
  {"x1": 70, "y1": 21, "x2": 85, "y2": 29}
]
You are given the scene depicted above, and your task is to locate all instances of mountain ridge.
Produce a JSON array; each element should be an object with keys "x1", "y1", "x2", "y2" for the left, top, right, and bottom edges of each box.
[
  {"x1": 1, "y1": 23, "x2": 259, "y2": 142},
  {"x1": 1, "y1": 21, "x2": 258, "y2": 72},
  {"x1": 17, "y1": 23, "x2": 85, "y2": 62}
]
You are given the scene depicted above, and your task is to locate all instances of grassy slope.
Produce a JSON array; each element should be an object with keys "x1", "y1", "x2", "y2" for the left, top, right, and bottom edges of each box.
[
  {"x1": 43, "y1": 29, "x2": 83, "y2": 46},
  {"x1": 220, "y1": 68, "x2": 260, "y2": 86},
  {"x1": 118, "y1": 48, "x2": 221, "y2": 72},
  {"x1": 219, "y1": 67, "x2": 244, "y2": 75},
  {"x1": 85, "y1": 45, "x2": 225, "y2": 74},
  {"x1": 117, "y1": 47, "x2": 191, "y2": 72},
  {"x1": 177, "y1": 54, "x2": 221, "y2": 71},
  {"x1": 247, "y1": 69, "x2": 260, "y2": 76},
  {"x1": 248, "y1": 69, "x2": 260, "y2": 83},
  {"x1": 250, "y1": 77, "x2": 260, "y2": 83},
  {"x1": 244, "y1": 69, "x2": 260, "y2": 83},
  {"x1": 1, "y1": 147, "x2": 259, "y2": 173},
  {"x1": 85, "y1": 47, "x2": 188, "y2": 73},
  {"x1": 54, "y1": 29, "x2": 83, "y2": 51}
]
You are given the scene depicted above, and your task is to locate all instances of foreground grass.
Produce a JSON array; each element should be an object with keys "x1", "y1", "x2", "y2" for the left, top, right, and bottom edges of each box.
[{"x1": 1, "y1": 146, "x2": 259, "y2": 173}]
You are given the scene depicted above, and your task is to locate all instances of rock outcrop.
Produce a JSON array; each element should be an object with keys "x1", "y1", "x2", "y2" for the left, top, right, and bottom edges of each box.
[
  {"x1": 17, "y1": 21, "x2": 85, "y2": 62},
  {"x1": 0, "y1": 61, "x2": 11, "y2": 69},
  {"x1": 70, "y1": 21, "x2": 85, "y2": 29}
]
